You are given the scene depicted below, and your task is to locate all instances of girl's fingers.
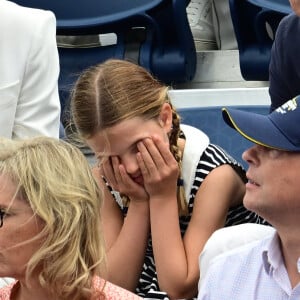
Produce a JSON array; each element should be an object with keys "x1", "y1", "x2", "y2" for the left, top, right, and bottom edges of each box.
[
  {"x1": 137, "y1": 140, "x2": 155, "y2": 175},
  {"x1": 136, "y1": 151, "x2": 148, "y2": 177},
  {"x1": 118, "y1": 163, "x2": 135, "y2": 184},
  {"x1": 151, "y1": 135, "x2": 175, "y2": 163},
  {"x1": 137, "y1": 136, "x2": 173, "y2": 172},
  {"x1": 98, "y1": 156, "x2": 149, "y2": 201}
]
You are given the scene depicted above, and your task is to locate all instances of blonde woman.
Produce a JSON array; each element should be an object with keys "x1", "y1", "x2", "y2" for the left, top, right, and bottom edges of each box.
[
  {"x1": 70, "y1": 59, "x2": 267, "y2": 299},
  {"x1": 0, "y1": 137, "x2": 141, "y2": 300}
]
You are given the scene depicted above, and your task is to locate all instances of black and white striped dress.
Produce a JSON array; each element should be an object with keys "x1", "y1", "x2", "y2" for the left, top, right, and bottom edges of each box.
[{"x1": 117, "y1": 143, "x2": 267, "y2": 300}]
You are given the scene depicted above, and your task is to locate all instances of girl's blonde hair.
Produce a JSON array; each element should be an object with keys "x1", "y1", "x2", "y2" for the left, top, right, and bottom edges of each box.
[
  {"x1": 71, "y1": 59, "x2": 188, "y2": 215},
  {"x1": 0, "y1": 137, "x2": 106, "y2": 299}
]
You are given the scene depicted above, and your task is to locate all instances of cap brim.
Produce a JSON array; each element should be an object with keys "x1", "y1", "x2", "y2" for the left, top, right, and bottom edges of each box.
[{"x1": 222, "y1": 107, "x2": 295, "y2": 151}]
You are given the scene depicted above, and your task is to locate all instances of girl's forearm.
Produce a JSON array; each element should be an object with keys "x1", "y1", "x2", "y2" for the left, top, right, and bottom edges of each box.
[
  {"x1": 105, "y1": 201, "x2": 150, "y2": 291},
  {"x1": 149, "y1": 197, "x2": 198, "y2": 299}
]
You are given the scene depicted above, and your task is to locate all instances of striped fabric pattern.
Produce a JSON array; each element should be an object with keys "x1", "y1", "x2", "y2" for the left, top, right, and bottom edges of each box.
[{"x1": 133, "y1": 144, "x2": 267, "y2": 299}]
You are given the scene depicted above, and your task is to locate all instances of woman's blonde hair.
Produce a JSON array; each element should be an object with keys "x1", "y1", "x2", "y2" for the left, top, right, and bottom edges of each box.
[
  {"x1": 70, "y1": 59, "x2": 188, "y2": 215},
  {"x1": 0, "y1": 137, "x2": 106, "y2": 299}
]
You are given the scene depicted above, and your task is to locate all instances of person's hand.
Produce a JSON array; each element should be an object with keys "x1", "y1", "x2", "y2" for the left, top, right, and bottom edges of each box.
[
  {"x1": 137, "y1": 135, "x2": 179, "y2": 200},
  {"x1": 100, "y1": 156, "x2": 149, "y2": 202}
]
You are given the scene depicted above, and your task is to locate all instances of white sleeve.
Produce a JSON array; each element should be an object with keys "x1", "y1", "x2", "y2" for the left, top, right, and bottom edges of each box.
[{"x1": 13, "y1": 10, "x2": 61, "y2": 139}]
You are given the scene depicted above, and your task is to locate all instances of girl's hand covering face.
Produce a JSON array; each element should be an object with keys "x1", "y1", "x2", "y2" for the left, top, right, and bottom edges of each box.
[
  {"x1": 95, "y1": 133, "x2": 179, "y2": 203},
  {"x1": 137, "y1": 135, "x2": 179, "y2": 199},
  {"x1": 100, "y1": 156, "x2": 149, "y2": 202}
]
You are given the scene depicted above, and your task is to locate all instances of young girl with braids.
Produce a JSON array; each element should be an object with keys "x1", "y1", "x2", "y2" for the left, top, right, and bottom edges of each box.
[{"x1": 70, "y1": 59, "x2": 267, "y2": 299}]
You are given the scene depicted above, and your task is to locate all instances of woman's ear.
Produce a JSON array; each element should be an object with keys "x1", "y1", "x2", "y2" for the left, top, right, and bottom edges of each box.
[{"x1": 159, "y1": 103, "x2": 173, "y2": 133}]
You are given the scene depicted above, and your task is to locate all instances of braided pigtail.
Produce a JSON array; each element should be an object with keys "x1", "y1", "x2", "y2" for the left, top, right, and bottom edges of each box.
[{"x1": 167, "y1": 100, "x2": 188, "y2": 216}]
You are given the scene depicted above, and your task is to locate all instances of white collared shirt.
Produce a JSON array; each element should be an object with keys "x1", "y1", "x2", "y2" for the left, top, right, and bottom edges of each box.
[{"x1": 198, "y1": 232, "x2": 300, "y2": 300}]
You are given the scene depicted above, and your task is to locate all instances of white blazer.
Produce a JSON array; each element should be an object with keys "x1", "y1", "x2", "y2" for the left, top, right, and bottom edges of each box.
[{"x1": 0, "y1": 0, "x2": 61, "y2": 139}]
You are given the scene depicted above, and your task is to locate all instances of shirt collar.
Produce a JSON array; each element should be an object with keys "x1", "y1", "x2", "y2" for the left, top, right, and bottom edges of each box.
[{"x1": 262, "y1": 232, "x2": 282, "y2": 274}]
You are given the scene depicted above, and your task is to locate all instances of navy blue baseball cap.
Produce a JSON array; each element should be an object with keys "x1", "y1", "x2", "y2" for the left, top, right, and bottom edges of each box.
[{"x1": 222, "y1": 96, "x2": 300, "y2": 151}]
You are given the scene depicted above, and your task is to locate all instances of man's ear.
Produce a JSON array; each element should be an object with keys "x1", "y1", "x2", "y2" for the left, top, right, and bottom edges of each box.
[{"x1": 159, "y1": 103, "x2": 173, "y2": 133}]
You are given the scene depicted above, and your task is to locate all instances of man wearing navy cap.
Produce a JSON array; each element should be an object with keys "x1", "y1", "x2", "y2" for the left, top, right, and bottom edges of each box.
[
  {"x1": 269, "y1": 0, "x2": 300, "y2": 112},
  {"x1": 197, "y1": 96, "x2": 300, "y2": 299}
]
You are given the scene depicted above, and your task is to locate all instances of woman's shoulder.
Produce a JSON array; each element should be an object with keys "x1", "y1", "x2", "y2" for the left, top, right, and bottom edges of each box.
[{"x1": 93, "y1": 276, "x2": 142, "y2": 299}]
